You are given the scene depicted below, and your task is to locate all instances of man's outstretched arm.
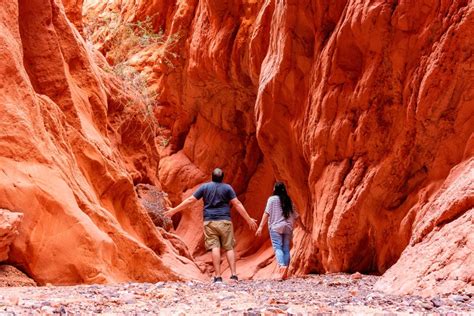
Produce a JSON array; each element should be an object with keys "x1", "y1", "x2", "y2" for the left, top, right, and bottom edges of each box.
[
  {"x1": 164, "y1": 195, "x2": 198, "y2": 217},
  {"x1": 230, "y1": 198, "x2": 258, "y2": 231}
]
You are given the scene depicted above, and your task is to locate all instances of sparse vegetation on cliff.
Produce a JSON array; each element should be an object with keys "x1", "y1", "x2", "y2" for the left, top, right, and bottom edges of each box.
[
  {"x1": 84, "y1": 12, "x2": 179, "y2": 146},
  {"x1": 84, "y1": 13, "x2": 179, "y2": 65}
]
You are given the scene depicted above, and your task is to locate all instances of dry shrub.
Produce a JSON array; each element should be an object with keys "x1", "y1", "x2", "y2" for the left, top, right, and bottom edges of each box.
[
  {"x1": 84, "y1": 11, "x2": 179, "y2": 146},
  {"x1": 84, "y1": 12, "x2": 179, "y2": 65}
]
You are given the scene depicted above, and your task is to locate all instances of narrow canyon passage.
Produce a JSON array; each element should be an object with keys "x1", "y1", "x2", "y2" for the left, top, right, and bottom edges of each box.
[
  {"x1": 0, "y1": 0, "x2": 472, "y2": 303},
  {"x1": 80, "y1": 0, "x2": 473, "y2": 294}
]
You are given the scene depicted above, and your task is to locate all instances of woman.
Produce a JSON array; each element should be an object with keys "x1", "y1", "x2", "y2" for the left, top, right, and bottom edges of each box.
[{"x1": 256, "y1": 181, "x2": 307, "y2": 279}]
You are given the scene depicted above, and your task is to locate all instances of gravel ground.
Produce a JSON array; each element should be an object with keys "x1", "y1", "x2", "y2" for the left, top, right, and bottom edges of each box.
[{"x1": 0, "y1": 274, "x2": 472, "y2": 315}]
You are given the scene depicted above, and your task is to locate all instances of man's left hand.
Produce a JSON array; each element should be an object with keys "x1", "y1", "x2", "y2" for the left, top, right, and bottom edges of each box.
[
  {"x1": 247, "y1": 218, "x2": 258, "y2": 231},
  {"x1": 163, "y1": 208, "x2": 176, "y2": 217}
]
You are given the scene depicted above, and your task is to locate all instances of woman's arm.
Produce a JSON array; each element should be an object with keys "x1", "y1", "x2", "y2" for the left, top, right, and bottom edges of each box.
[{"x1": 255, "y1": 212, "x2": 269, "y2": 237}]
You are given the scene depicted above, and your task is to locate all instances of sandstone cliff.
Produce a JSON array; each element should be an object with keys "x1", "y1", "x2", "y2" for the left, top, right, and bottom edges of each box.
[
  {"x1": 84, "y1": 0, "x2": 474, "y2": 295},
  {"x1": 0, "y1": 0, "x2": 472, "y2": 295},
  {"x1": 0, "y1": 0, "x2": 202, "y2": 284}
]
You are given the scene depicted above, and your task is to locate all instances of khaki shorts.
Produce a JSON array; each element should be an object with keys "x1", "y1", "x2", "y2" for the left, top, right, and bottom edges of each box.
[{"x1": 203, "y1": 220, "x2": 235, "y2": 251}]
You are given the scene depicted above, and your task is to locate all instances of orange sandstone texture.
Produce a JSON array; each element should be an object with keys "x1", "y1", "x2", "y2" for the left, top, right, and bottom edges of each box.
[
  {"x1": 374, "y1": 160, "x2": 474, "y2": 296},
  {"x1": 62, "y1": 0, "x2": 84, "y2": 32},
  {"x1": 0, "y1": 0, "x2": 202, "y2": 284},
  {"x1": 0, "y1": 210, "x2": 23, "y2": 262},
  {"x1": 85, "y1": 0, "x2": 474, "y2": 294}
]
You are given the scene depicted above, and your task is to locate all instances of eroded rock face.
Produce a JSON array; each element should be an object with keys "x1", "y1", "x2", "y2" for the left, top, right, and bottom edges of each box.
[
  {"x1": 0, "y1": 210, "x2": 23, "y2": 262},
  {"x1": 84, "y1": 0, "x2": 474, "y2": 294},
  {"x1": 1, "y1": 0, "x2": 470, "y2": 293},
  {"x1": 0, "y1": 0, "x2": 202, "y2": 284},
  {"x1": 62, "y1": 0, "x2": 84, "y2": 32},
  {"x1": 374, "y1": 160, "x2": 474, "y2": 296}
]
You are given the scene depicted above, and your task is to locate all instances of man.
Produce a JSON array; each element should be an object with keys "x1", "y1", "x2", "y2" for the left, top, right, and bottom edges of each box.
[{"x1": 164, "y1": 168, "x2": 257, "y2": 283}]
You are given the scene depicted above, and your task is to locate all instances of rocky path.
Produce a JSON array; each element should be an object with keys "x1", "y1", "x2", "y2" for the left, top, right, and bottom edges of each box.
[{"x1": 0, "y1": 274, "x2": 472, "y2": 315}]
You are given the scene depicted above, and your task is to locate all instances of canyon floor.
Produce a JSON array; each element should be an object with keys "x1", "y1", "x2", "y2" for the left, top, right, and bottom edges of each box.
[{"x1": 0, "y1": 274, "x2": 472, "y2": 315}]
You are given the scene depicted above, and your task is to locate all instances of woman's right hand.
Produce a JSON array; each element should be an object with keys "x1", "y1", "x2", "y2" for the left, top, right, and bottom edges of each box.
[{"x1": 255, "y1": 226, "x2": 263, "y2": 237}]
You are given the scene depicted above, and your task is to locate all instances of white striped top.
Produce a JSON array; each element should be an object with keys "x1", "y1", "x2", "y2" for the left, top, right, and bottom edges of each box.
[{"x1": 264, "y1": 195, "x2": 299, "y2": 230}]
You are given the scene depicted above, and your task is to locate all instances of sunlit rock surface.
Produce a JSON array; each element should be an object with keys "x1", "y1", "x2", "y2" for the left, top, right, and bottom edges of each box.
[
  {"x1": 84, "y1": 0, "x2": 474, "y2": 294},
  {"x1": 0, "y1": 0, "x2": 202, "y2": 285},
  {"x1": 0, "y1": 0, "x2": 472, "y2": 294}
]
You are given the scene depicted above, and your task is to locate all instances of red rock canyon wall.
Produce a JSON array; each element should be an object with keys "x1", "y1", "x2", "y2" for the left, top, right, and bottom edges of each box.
[
  {"x1": 0, "y1": 0, "x2": 472, "y2": 296},
  {"x1": 0, "y1": 0, "x2": 202, "y2": 284},
  {"x1": 84, "y1": 0, "x2": 473, "y2": 295}
]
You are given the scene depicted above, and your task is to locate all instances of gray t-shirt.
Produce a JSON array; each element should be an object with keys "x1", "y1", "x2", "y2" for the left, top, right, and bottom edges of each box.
[
  {"x1": 264, "y1": 195, "x2": 299, "y2": 232},
  {"x1": 193, "y1": 182, "x2": 236, "y2": 221}
]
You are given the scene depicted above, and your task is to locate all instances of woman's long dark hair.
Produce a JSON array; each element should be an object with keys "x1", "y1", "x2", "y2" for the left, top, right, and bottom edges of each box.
[{"x1": 273, "y1": 181, "x2": 293, "y2": 219}]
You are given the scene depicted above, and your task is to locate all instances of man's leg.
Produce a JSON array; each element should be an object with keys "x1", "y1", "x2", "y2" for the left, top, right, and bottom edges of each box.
[
  {"x1": 211, "y1": 247, "x2": 222, "y2": 277},
  {"x1": 225, "y1": 249, "x2": 236, "y2": 276},
  {"x1": 204, "y1": 222, "x2": 222, "y2": 279},
  {"x1": 220, "y1": 221, "x2": 237, "y2": 278}
]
